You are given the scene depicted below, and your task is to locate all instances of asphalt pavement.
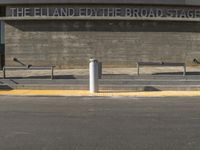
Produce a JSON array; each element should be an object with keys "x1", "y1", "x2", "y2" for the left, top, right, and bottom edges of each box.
[{"x1": 0, "y1": 96, "x2": 200, "y2": 150}]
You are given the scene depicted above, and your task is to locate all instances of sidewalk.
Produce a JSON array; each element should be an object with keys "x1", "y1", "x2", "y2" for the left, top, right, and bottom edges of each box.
[
  {"x1": 1, "y1": 66, "x2": 200, "y2": 78},
  {"x1": 1, "y1": 67, "x2": 200, "y2": 94}
]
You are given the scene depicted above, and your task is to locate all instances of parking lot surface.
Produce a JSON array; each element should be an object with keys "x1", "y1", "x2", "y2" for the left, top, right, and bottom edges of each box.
[{"x1": 0, "y1": 96, "x2": 200, "y2": 150}]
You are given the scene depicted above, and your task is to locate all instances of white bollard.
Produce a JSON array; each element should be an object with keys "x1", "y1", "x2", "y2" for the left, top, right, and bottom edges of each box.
[{"x1": 89, "y1": 59, "x2": 99, "y2": 93}]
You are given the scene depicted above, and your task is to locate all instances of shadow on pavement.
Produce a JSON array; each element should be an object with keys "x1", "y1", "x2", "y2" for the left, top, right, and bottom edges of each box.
[
  {"x1": 0, "y1": 85, "x2": 13, "y2": 90},
  {"x1": 143, "y1": 86, "x2": 161, "y2": 91},
  {"x1": 153, "y1": 72, "x2": 200, "y2": 75}
]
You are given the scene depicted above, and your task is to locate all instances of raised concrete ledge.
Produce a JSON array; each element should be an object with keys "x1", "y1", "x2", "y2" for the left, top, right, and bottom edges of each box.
[
  {"x1": 2, "y1": 16, "x2": 200, "y2": 22},
  {"x1": 2, "y1": 77, "x2": 200, "y2": 91}
]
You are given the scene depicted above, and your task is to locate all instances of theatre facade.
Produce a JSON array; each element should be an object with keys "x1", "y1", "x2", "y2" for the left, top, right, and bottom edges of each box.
[{"x1": 1, "y1": 0, "x2": 200, "y2": 68}]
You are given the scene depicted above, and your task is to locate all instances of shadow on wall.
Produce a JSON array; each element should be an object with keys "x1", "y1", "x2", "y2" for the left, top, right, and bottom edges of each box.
[{"x1": 5, "y1": 20, "x2": 200, "y2": 32}]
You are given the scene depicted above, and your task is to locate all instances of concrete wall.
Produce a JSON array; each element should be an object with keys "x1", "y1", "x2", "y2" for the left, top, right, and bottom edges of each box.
[
  {"x1": 1, "y1": 0, "x2": 200, "y2": 6},
  {"x1": 5, "y1": 20, "x2": 200, "y2": 68}
]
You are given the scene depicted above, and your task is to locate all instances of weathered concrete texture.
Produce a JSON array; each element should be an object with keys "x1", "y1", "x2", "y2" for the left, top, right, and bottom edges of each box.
[
  {"x1": 0, "y1": 0, "x2": 200, "y2": 6},
  {"x1": 4, "y1": 20, "x2": 200, "y2": 68}
]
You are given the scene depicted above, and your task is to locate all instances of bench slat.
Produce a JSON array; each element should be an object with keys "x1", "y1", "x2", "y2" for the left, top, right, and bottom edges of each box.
[
  {"x1": 4, "y1": 66, "x2": 54, "y2": 69},
  {"x1": 3, "y1": 66, "x2": 55, "y2": 79},
  {"x1": 137, "y1": 62, "x2": 186, "y2": 76},
  {"x1": 137, "y1": 62, "x2": 185, "y2": 66}
]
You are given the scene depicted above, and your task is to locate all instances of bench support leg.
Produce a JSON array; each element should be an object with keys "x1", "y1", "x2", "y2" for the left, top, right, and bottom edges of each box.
[
  {"x1": 183, "y1": 65, "x2": 186, "y2": 76},
  {"x1": 51, "y1": 67, "x2": 54, "y2": 80},
  {"x1": 137, "y1": 64, "x2": 140, "y2": 76},
  {"x1": 3, "y1": 67, "x2": 5, "y2": 79}
]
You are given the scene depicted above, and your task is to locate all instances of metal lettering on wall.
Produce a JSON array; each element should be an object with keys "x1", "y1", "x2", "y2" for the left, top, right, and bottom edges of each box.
[{"x1": 7, "y1": 7, "x2": 200, "y2": 18}]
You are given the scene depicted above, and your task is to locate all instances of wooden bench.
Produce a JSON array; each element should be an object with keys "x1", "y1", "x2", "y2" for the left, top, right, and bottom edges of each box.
[
  {"x1": 136, "y1": 62, "x2": 186, "y2": 76},
  {"x1": 3, "y1": 66, "x2": 55, "y2": 80}
]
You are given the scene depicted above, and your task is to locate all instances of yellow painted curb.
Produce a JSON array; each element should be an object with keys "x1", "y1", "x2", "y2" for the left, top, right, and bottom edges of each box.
[{"x1": 0, "y1": 90, "x2": 200, "y2": 97}]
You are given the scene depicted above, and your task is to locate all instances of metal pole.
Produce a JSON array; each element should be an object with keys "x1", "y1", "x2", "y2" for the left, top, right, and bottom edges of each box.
[{"x1": 89, "y1": 59, "x2": 99, "y2": 93}]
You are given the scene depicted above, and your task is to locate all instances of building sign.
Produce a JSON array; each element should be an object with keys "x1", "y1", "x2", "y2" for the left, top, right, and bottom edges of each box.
[{"x1": 6, "y1": 6, "x2": 200, "y2": 19}]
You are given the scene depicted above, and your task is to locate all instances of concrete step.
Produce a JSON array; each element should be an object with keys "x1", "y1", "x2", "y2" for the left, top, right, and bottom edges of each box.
[
  {"x1": 2, "y1": 79, "x2": 200, "y2": 85},
  {"x1": 1, "y1": 83, "x2": 200, "y2": 91},
  {"x1": 1, "y1": 77, "x2": 200, "y2": 91},
  {"x1": 3, "y1": 74, "x2": 200, "y2": 80}
]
